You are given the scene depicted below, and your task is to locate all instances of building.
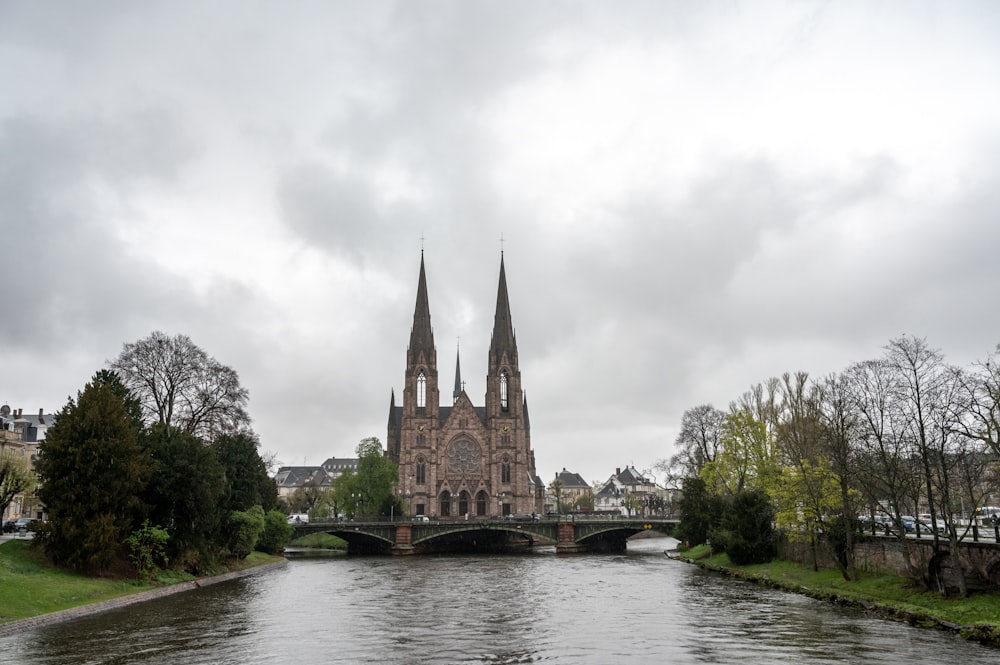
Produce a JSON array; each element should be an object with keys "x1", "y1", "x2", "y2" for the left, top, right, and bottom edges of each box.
[
  {"x1": 321, "y1": 457, "x2": 358, "y2": 482},
  {"x1": 550, "y1": 468, "x2": 591, "y2": 513},
  {"x1": 1, "y1": 405, "x2": 52, "y2": 521},
  {"x1": 387, "y1": 252, "x2": 545, "y2": 518},
  {"x1": 274, "y1": 466, "x2": 330, "y2": 506},
  {"x1": 594, "y1": 466, "x2": 660, "y2": 516}
]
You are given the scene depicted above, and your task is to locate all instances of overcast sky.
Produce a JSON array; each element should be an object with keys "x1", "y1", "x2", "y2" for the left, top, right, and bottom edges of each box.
[{"x1": 3, "y1": 1, "x2": 999, "y2": 486}]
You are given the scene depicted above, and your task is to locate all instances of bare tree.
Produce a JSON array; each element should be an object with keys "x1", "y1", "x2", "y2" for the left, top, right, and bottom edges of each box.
[
  {"x1": 660, "y1": 404, "x2": 726, "y2": 482},
  {"x1": 844, "y1": 357, "x2": 924, "y2": 582},
  {"x1": 957, "y1": 343, "x2": 1000, "y2": 458},
  {"x1": 814, "y1": 372, "x2": 861, "y2": 581},
  {"x1": 109, "y1": 331, "x2": 250, "y2": 441}
]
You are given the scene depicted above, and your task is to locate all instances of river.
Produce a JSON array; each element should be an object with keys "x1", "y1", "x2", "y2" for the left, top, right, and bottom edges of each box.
[{"x1": 1, "y1": 536, "x2": 996, "y2": 664}]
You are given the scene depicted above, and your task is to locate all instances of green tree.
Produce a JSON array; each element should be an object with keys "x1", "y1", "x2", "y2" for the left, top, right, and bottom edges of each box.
[
  {"x1": 0, "y1": 450, "x2": 33, "y2": 520},
  {"x1": 701, "y1": 410, "x2": 775, "y2": 496},
  {"x1": 35, "y1": 372, "x2": 152, "y2": 572},
  {"x1": 229, "y1": 505, "x2": 265, "y2": 558},
  {"x1": 715, "y1": 489, "x2": 775, "y2": 565},
  {"x1": 213, "y1": 430, "x2": 277, "y2": 512},
  {"x1": 142, "y1": 424, "x2": 225, "y2": 565},
  {"x1": 677, "y1": 476, "x2": 719, "y2": 547},
  {"x1": 256, "y1": 509, "x2": 293, "y2": 554},
  {"x1": 332, "y1": 437, "x2": 398, "y2": 518}
]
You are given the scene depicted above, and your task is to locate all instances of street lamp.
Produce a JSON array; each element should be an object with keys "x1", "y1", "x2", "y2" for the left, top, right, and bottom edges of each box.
[{"x1": 496, "y1": 492, "x2": 505, "y2": 518}]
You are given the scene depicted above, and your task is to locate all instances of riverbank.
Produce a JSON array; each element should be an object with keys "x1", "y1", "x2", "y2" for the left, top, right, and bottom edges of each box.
[
  {"x1": 667, "y1": 547, "x2": 1000, "y2": 648},
  {"x1": 0, "y1": 540, "x2": 286, "y2": 637}
]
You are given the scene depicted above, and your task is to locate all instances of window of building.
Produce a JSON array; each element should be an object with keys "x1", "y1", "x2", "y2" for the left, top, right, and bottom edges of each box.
[
  {"x1": 500, "y1": 371, "x2": 508, "y2": 411},
  {"x1": 501, "y1": 456, "x2": 511, "y2": 484},
  {"x1": 416, "y1": 457, "x2": 426, "y2": 484},
  {"x1": 417, "y1": 371, "x2": 426, "y2": 408},
  {"x1": 415, "y1": 503, "x2": 425, "y2": 516},
  {"x1": 476, "y1": 491, "x2": 488, "y2": 516},
  {"x1": 458, "y1": 491, "x2": 469, "y2": 516},
  {"x1": 440, "y1": 491, "x2": 451, "y2": 517}
]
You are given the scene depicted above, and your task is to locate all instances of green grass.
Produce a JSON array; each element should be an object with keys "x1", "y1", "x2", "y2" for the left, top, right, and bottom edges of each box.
[
  {"x1": 0, "y1": 541, "x2": 285, "y2": 625},
  {"x1": 688, "y1": 548, "x2": 1000, "y2": 644},
  {"x1": 287, "y1": 533, "x2": 348, "y2": 549},
  {"x1": 0, "y1": 541, "x2": 155, "y2": 623}
]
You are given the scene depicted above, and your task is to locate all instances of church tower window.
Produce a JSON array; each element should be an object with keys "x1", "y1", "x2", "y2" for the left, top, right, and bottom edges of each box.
[
  {"x1": 417, "y1": 371, "x2": 426, "y2": 409},
  {"x1": 500, "y1": 371, "x2": 508, "y2": 411},
  {"x1": 501, "y1": 455, "x2": 511, "y2": 484},
  {"x1": 416, "y1": 456, "x2": 426, "y2": 485}
]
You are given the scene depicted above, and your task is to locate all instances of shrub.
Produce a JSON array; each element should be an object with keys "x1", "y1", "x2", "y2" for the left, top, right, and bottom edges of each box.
[
  {"x1": 228, "y1": 505, "x2": 265, "y2": 559},
  {"x1": 127, "y1": 521, "x2": 170, "y2": 579},
  {"x1": 256, "y1": 510, "x2": 293, "y2": 554}
]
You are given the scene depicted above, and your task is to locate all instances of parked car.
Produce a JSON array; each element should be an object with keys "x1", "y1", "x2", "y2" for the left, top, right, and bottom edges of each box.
[
  {"x1": 1, "y1": 519, "x2": 15, "y2": 533},
  {"x1": 412, "y1": 514, "x2": 430, "y2": 522},
  {"x1": 287, "y1": 513, "x2": 309, "y2": 524},
  {"x1": 14, "y1": 517, "x2": 39, "y2": 532},
  {"x1": 513, "y1": 513, "x2": 539, "y2": 522}
]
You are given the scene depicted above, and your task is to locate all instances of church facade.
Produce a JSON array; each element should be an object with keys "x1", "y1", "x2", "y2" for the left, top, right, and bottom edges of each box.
[{"x1": 387, "y1": 253, "x2": 545, "y2": 519}]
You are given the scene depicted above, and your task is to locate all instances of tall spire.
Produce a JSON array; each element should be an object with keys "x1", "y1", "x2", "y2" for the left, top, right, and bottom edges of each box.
[
  {"x1": 488, "y1": 253, "x2": 517, "y2": 368},
  {"x1": 408, "y1": 251, "x2": 434, "y2": 358},
  {"x1": 453, "y1": 341, "x2": 462, "y2": 403}
]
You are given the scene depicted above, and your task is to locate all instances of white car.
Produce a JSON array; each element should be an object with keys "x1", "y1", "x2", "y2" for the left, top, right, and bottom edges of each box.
[{"x1": 287, "y1": 514, "x2": 309, "y2": 524}]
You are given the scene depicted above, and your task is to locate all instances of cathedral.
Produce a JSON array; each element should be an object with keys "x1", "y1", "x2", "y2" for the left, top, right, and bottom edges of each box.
[{"x1": 387, "y1": 252, "x2": 545, "y2": 519}]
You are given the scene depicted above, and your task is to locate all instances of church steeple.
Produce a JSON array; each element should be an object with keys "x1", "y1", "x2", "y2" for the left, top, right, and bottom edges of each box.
[
  {"x1": 488, "y1": 253, "x2": 518, "y2": 371},
  {"x1": 453, "y1": 342, "x2": 462, "y2": 404},
  {"x1": 404, "y1": 251, "x2": 438, "y2": 418},
  {"x1": 408, "y1": 251, "x2": 435, "y2": 360}
]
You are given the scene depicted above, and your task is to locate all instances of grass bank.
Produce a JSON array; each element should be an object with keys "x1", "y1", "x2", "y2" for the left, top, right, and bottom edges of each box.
[
  {"x1": 676, "y1": 545, "x2": 1000, "y2": 647},
  {"x1": 0, "y1": 540, "x2": 281, "y2": 626},
  {"x1": 287, "y1": 533, "x2": 348, "y2": 549}
]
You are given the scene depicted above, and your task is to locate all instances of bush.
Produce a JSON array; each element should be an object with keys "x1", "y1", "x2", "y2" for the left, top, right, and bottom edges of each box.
[
  {"x1": 228, "y1": 505, "x2": 265, "y2": 559},
  {"x1": 128, "y1": 521, "x2": 170, "y2": 579},
  {"x1": 256, "y1": 510, "x2": 293, "y2": 554},
  {"x1": 721, "y1": 489, "x2": 776, "y2": 565}
]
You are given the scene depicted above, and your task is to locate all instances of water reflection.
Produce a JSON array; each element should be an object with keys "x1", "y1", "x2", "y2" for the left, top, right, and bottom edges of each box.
[{"x1": 1, "y1": 538, "x2": 996, "y2": 665}]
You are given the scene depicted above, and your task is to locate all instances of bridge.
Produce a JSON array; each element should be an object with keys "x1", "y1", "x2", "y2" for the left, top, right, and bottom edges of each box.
[{"x1": 291, "y1": 516, "x2": 679, "y2": 555}]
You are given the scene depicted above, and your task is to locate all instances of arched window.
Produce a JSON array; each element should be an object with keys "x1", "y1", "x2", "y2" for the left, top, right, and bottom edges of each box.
[
  {"x1": 458, "y1": 491, "x2": 470, "y2": 516},
  {"x1": 476, "y1": 491, "x2": 488, "y2": 516},
  {"x1": 440, "y1": 491, "x2": 451, "y2": 517},
  {"x1": 501, "y1": 455, "x2": 511, "y2": 484},
  {"x1": 417, "y1": 371, "x2": 426, "y2": 409},
  {"x1": 416, "y1": 456, "x2": 426, "y2": 485},
  {"x1": 500, "y1": 371, "x2": 508, "y2": 411}
]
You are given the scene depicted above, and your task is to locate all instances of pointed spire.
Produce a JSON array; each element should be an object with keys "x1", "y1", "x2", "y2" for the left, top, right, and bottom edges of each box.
[
  {"x1": 408, "y1": 251, "x2": 435, "y2": 357},
  {"x1": 489, "y1": 253, "x2": 517, "y2": 368},
  {"x1": 453, "y1": 341, "x2": 463, "y2": 403}
]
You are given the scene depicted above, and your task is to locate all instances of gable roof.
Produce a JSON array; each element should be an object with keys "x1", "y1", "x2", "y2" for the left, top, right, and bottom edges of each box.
[
  {"x1": 554, "y1": 468, "x2": 589, "y2": 489},
  {"x1": 274, "y1": 466, "x2": 330, "y2": 488}
]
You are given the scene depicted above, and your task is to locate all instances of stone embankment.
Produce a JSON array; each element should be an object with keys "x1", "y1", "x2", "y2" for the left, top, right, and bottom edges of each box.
[{"x1": 0, "y1": 560, "x2": 287, "y2": 638}]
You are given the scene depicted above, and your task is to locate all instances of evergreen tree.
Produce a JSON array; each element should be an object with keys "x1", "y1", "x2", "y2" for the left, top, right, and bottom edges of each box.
[
  {"x1": 35, "y1": 372, "x2": 151, "y2": 572},
  {"x1": 719, "y1": 489, "x2": 776, "y2": 565},
  {"x1": 142, "y1": 424, "x2": 225, "y2": 565},
  {"x1": 676, "y1": 476, "x2": 720, "y2": 547},
  {"x1": 213, "y1": 430, "x2": 277, "y2": 512}
]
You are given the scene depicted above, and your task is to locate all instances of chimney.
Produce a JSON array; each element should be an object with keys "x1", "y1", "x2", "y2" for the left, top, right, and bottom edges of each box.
[
  {"x1": 16, "y1": 408, "x2": 21, "y2": 418},
  {"x1": 39, "y1": 408, "x2": 45, "y2": 424},
  {"x1": 616, "y1": 467, "x2": 620, "y2": 476}
]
